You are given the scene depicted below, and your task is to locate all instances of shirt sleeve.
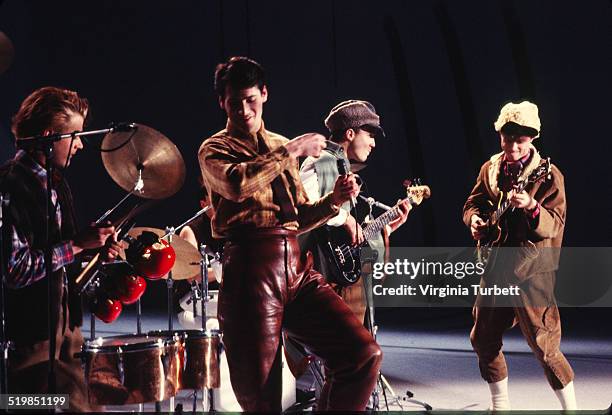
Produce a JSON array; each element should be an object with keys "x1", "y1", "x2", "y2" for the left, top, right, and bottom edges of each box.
[
  {"x1": 528, "y1": 166, "x2": 566, "y2": 240},
  {"x1": 463, "y1": 163, "x2": 491, "y2": 227},
  {"x1": 5, "y1": 225, "x2": 75, "y2": 289}
]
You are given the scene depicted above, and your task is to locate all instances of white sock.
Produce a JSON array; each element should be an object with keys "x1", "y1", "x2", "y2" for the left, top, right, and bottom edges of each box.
[
  {"x1": 488, "y1": 378, "x2": 511, "y2": 410},
  {"x1": 554, "y1": 381, "x2": 577, "y2": 410}
]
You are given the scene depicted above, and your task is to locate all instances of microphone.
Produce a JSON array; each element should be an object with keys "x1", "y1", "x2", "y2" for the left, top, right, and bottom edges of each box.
[
  {"x1": 336, "y1": 158, "x2": 349, "y2": 176},
  {"x1": 359, "y1": 194, "x2": 392, "y2": 211},
  {"x1": 109, "y1": 122, "x2": 137, "y2": 132},
  {"x1": 337, "y1": 158, "x2": 356, "y2": 208}
]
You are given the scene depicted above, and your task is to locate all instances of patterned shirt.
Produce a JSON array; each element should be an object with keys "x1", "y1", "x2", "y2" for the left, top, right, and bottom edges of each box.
[
  {"x1": 5, "y1": 151, "x2": 75, "y2": 288},
  {"x1": 198, "y1": 121, "x2": 339, "y2": 238}
]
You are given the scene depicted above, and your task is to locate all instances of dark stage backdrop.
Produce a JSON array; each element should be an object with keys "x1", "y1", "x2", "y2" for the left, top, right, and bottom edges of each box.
[{"x1": 1, "y1": 1, "x2": 610, "y2": 313}]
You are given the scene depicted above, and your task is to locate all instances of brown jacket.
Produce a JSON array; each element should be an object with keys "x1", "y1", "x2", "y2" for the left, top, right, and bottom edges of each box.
[{"x1": 463, "y1": 147, "x2": 566, "y2": 282}]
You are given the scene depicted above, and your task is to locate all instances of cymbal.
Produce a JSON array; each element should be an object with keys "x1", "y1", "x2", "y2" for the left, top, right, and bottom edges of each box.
[
  {"x1": 127, "y1": 227, "x2": 201, "y2": 280},
  {"x1": 0, "y1": 32, "x2": 15, "y2": 76},
  {"x1": 101, "y1": 124, "x2": 185, "y2": 199}
]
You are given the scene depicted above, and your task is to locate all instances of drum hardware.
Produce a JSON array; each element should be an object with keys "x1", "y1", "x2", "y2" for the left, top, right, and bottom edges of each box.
[
  {"x1": 94, "y1": 172, "x2": 144, "y2": 226},
  {"x1": 79, "y1": 205, "x2": 215, "y2": 411},
  {"x1": 199, "y1": 243, "x2": 214, "y2": 411},
  {"x1": 174, "y1": 244, "x2": 219, "y2": 411},
  {"x1": 165, "y1": 228, "x2": 175, "y2": 333},
  {"x1": 163, "y1": 207, "x2": 215, "y2": 411},
  {"x1": 80, "y1": 333, "x2": 182, "y2": 406},
  {"x1": 75, "y1": 215, "x2": 136, "y2": 294},
  {"x1": 140, "y1": 207, "x2": 212, "y2": 412},
  {"x1": 199, "y1": 244, "x2": 211, "y2": 328}
]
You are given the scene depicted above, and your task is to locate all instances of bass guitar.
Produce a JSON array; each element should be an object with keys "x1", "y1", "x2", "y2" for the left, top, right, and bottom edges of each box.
[{"x1": 318, "y1": 181, "x2": 431, "y2": 286}]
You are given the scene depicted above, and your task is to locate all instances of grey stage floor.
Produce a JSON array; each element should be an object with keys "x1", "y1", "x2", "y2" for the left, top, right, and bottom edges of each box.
[{"x1": 81, "y1": 308, "x2": 612, "y2": 412}]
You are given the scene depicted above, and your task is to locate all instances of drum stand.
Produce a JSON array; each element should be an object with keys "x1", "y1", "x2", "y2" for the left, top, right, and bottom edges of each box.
[
  {"x1": 179, "y1": 243, "x2": 216, "y2": 413},
  {"x1": 195, "y1": 244, "x2": 216, "y2": 412},
  {"x1": 161, "y1": 211, "x2": 212, "y2": 414},
  {"x1": 160, "y1": 227, "x2": 176, "y2": 414}
]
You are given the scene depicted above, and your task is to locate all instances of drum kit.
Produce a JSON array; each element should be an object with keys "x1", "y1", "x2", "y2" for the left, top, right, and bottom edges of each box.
[{"x1": 71, "y1": 123, "x2": 227, "y2": 412}]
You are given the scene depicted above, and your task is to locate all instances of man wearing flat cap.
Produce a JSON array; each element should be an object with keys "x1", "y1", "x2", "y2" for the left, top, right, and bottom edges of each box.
[
  {"x1": 463, "y1": 101, "x2": 576, "y2": 410},
  {"x1": 300, "y1": 100, "x2": 411, "y2": 323}
]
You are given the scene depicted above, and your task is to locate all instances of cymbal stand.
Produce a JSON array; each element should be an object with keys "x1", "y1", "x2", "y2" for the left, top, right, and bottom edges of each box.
[
  {"x1": 162, "y1": 209, "x2": 212, "y2": 413},
  {"x1": 199, "y1": 244, "x2": 210, "y2": 327},
  {"x1": 160, "y1": 206, "x2": 212, "y2": 241},
  {"x1": 94, "y1": 171, "x2": 144, "y2": 225},
  {"x1": 87, "y1": 279, "x2": 101, "y2": 340},
  {"x1": 162, "y1": 227, "x2": 176, "y2": 413},
  {"x1": 198, "y1": 244, "x2": 216, "y2": 412}
]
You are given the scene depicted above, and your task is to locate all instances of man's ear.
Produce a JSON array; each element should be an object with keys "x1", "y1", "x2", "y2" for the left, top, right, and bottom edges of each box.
[
  {"x1": 218, "y1": 96, "x2": 225, "y2": 111},
  {"x1": 345, "y1": 128, "x2": 356, "y2": 142},
  {"x1": 261, "y1": 85, "x2": 268, "y2": 103}
]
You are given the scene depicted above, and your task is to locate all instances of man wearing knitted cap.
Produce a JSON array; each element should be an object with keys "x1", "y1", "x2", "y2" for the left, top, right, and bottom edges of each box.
[
  {"x1": 463, "y1": 101, "x2": 576, "y2": 410},
  {"x1": 300, "y1": 100, "x2": 411, "y2": 323}
]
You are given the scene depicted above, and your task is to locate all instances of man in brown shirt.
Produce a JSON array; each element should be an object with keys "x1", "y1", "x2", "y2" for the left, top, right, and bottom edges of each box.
[
  {"x1": 463, "y1": 101, "x2": 576, "y2": 410},
  {"x1": 199, "y1": 57, "x2": 382, "y2": 411}
]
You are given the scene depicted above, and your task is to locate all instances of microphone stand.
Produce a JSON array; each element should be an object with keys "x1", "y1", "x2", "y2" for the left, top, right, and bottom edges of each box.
[
  {"x1": 358, "y1": 194, "x2": 392, "y2": 211},
  {"x1": 43, "y1": 143, "x2": 58, "y2": 395},
  {"x1": 359, "y1": 194, "x2": 432, "y2": 412}
]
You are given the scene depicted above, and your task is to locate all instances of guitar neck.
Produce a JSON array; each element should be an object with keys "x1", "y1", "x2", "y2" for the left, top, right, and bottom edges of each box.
[{"x1": 361, "y1": 197, "x2": 408, "y2": 242}]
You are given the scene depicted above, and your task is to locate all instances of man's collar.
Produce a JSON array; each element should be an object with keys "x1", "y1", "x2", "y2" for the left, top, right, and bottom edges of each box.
[
  {"x1": 226, "y1": 119, "x2": 266, "y2": 144},
  {"x1": 324, "y1": 140, "x2": 345, "y2": 158},
  {"x1": 15, "y1": 150, "x2": 46, "y2": 176},
  {"x1": 502, "y1": 152, "x2": 531, "y2": 165}
]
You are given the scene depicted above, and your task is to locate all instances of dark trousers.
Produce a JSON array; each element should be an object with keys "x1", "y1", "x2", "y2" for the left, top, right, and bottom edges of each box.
[
  {"x1": 219, "y1": 227, "x2": 382, "y2": 411},
  {"x1": 8, "y1": 325, "x2": 94, "y2": 412}
]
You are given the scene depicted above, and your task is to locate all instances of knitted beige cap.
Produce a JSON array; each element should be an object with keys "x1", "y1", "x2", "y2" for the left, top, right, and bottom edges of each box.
[{"x1": 494, "y1": 101, "x2": 541, "y2": 138}]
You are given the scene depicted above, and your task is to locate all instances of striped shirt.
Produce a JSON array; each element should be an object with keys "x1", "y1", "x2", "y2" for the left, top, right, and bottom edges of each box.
[{"x1": 198, "y1": 121, "x2": 339, "y2": 239}]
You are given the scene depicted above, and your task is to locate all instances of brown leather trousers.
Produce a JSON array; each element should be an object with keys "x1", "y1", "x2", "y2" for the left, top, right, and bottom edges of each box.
[{"x1": 219, "y1": 227, "x2": 382, "y2": 411}]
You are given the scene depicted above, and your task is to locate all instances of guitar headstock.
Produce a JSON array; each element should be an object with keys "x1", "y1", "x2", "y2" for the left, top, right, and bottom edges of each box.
[
  {"x1": 403, "y1": 178, "x2": 431, "y2": 206},
  {"x1": 525, "y1": 158, "x2": 552, "y2": 186}
]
